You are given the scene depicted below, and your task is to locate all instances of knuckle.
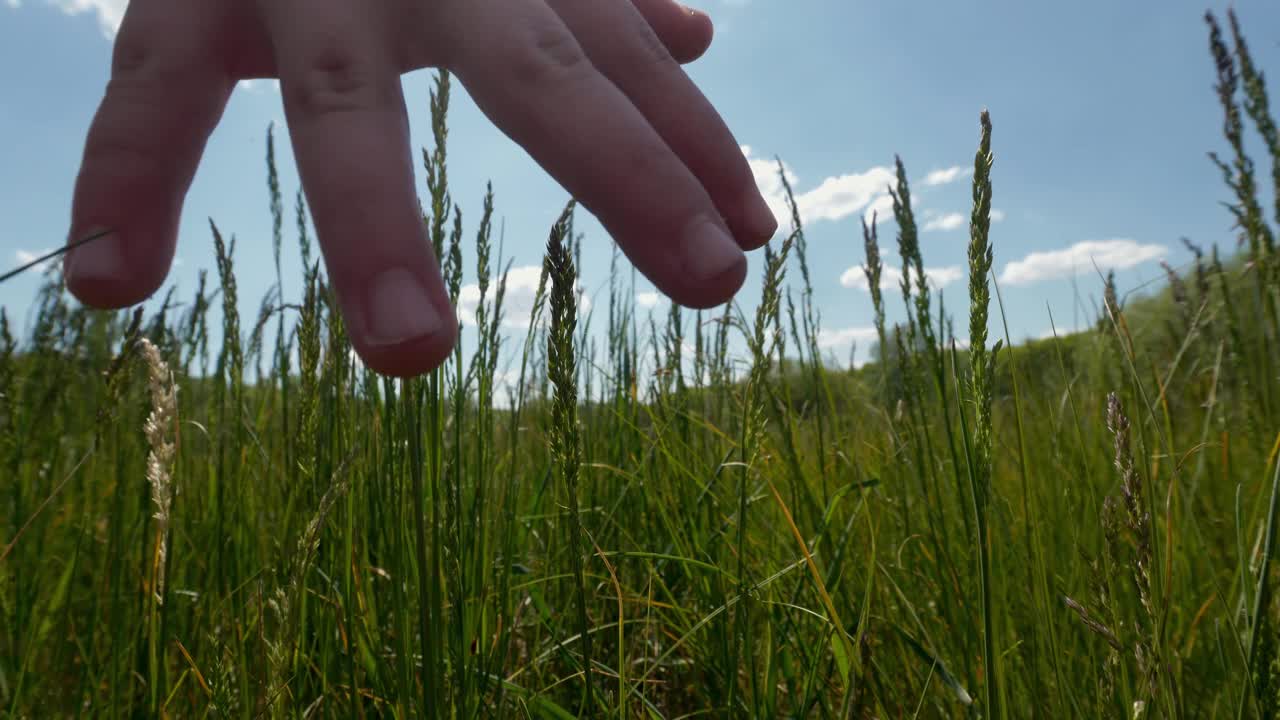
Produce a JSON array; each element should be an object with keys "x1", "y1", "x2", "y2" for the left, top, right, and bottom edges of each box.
[
  {"x1": 507, "y1": 24, "x2": 593, "y2": 89},
  {"x1": 110, "y1": 34, "x2": 153, "y2": 79},
  {"x1": 623, "y1": 141, "x2": 670, "y2": 183},
  {"x1": 631, "y1": 23, "x2": 678, "y2": 73},
  {"x1": 81, "y1": 131, "x2": 168, "y2": 185},
  {"x1": 285, "y1": 41, "x2": 385, "y2": 117},
  {"x1": 110, "y1": 34, "x2": 208, "y2": 90},
  {"x1": 81, "y1": 108, "x2": 172, "y2": 178},
  {"x1": 83, "y1": 91, "x2": 172, "y2": 175}
]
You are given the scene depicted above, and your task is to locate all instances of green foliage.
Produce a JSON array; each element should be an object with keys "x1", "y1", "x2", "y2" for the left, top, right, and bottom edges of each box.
[{"x1": 6, "y1": 16, "x2": 1280, "y2": 718}]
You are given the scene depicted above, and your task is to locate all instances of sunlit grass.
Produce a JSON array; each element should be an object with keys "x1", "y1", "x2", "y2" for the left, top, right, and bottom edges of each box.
[{"x1": 2, "y1": 9, "x2": 1279, "y2": 718}]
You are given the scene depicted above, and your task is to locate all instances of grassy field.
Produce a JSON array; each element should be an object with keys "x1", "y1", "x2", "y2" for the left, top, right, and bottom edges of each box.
[{"x1": 3, "y1": 10, "x2": 1280, "y2": 719}]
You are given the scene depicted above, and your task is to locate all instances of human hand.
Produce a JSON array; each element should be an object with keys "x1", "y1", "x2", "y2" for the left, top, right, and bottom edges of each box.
[{"x1": 63, "y1": 0, "x2": 778, "y2": 377}]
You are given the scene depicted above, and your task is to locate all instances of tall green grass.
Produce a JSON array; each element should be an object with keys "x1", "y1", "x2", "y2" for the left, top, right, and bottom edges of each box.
[{"x1": 2, "y1": 10, "x2": 1280, "y2": 718}]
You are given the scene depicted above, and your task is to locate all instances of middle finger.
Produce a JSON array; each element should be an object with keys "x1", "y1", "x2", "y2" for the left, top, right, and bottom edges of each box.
[{"x1": 258, "y1": 0, "x2": 457, "y2": 376}]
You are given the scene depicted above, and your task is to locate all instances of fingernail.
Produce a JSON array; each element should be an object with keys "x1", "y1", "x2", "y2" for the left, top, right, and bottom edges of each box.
[
  {"x1": 64, "y1": 229, "x2": 124, "y2": 282},
  {"x1": 365, "y1": 267, "x2": 443, "y2": 347},
  {"x1": 745, "y1": 193, "x2": 779, "y2": 242},
  {"x1": 684, "y1": 217, "x2": 746, "y2": 282}
]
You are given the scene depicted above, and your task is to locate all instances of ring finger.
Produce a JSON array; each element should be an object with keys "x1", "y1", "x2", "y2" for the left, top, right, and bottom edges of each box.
[
  {"x1": 548, "y1": 0, "x2": 776, "y2": 250},
  {"x1": 448, "y1": 0, "x2": 751, "y2": 309}
]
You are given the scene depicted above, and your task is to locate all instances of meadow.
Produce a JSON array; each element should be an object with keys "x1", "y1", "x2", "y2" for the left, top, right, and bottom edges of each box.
[{"x1": 2, "y1": 9, "x2": 1280, "y2": 719}]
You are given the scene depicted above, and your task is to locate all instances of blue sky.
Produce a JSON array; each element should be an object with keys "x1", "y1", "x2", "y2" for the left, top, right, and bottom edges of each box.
[{"x1": 2, "y1": 0, "x2": 1278, "y2": 368}]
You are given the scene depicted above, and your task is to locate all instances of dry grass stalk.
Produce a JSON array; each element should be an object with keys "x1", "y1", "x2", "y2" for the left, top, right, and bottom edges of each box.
[
  {"x1": 140, "y1": 338, "x2": 177, "y2": 604},
  {"x1": 1106, "y1": 392, "x2": 1160, "y2": 700}
]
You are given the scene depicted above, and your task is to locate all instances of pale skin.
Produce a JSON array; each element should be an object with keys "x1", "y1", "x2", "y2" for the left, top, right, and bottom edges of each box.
[{"x1": 62, "y1": 0, "x2": 778, "y2": 377}]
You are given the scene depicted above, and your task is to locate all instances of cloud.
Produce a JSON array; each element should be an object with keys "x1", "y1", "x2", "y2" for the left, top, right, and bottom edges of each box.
[
  {"x1": 1035, "y1": 323, "x2": 1087, "y2": 341},
  {"x1": 921, "y1": 166, "x2": 971, "y2": 186},
  {"x1": 920, "y1": 208, "x2": 1004, "y2": 233},
  {"x1": 238, "y1": 78, "x2": 282, "y2": 94},
  {"x1": 14, "y1": 248, "x2": 54, "y2": 274},
  {"x1": 863, "y1": 192, "x2": 896, "y2": 227},
  {"x1": 457, "y1": 264, "x2": 589, "y2": 329},
  {"x1": 798, "y1": 169, "x2": 898, "y2": 225},
  {"x1": 5, "y1": 0, "x2": 21, "y2": 9},
  {"x1": 840, "y1": 263, "x2": 964, "y2": 293},
  {"x1": 998, "y1": 238, "x2": 1167, "y2": 286},
  {"x1": 636, "y1": 291, "x2": 660, "y2": 309},
  {"x1": 816, "y1": 326, "x2": 882, "y2": 368},
  {"x1": 923, "y1": 213, "x2": 965, "y2": 232},
  {"x1": 817, "y1": 326, "x2": 879, "y2": 350},
  {"x1": 744, "y1": 150, "x2": 978, "y2": 234},
  {"x1": 47, "y1": 0, "x2": 127, "y2": 38},
  {"x1": 458, "y1": 265, "x2": 536, "y2": 328},
  {"x1": 743, "y1": 146, "x2": 895, "y2": 232}
]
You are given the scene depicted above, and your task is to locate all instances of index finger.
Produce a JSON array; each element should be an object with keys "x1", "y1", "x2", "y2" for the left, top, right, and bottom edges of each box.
[{"x1": 64, "y1": 0, "x2": 235, "y2": 308}]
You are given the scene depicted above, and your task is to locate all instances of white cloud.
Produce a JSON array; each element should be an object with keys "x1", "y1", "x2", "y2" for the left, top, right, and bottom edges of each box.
[
  {"x1": 458, "y1": 265, "x2": 534, "y2": 328},
  {"x1": 636, "y1": 291, "x2": 660, "y2": 309},
  {"x1": 816, "y1": 326, "x2": 882, "y2": 368},
  {"x1": 1035, "y1": 324, "x2": 1087, "y2": 341},
  {"x1": 238, "y1": 78, "x2": 281, "y2": 94},
  {"x1": 863, "y1": 192, "x2": 896, "y2": 227},
  {"x1": 47, "y1": 0, "x2": 127, "y2": 38},
  {"x1": 457, "y1": 264, "x2": 589, "y2": 329},
  {"x1": 744, "y1": 149, "x2": 979, "y2": 234},
  {"x1": 999, "y1": 238, "x2": 1167, "y2": 287},
  {"x1": 743, "y1": 146, "x2": 895, "y2": 232},
  {"x1": 923, "y1": 213, "x2": 965, "y2": 232},
  {"x1": 798, "y1": 169, "x2": 898, "y2": 225},
  {"x1": 15, "y1": 248, "x2": 54, "y2": 274},
  {"x1": 817, "y1": 326, "x2": 878, "y2": 350},
  {"x1": 921, "y1": 166, "x2": 971, "y2": 186},
  {"x1": 5, "y1": 0, "x2": 21, "y2": 9},
  {"x1": 839, "y1": 263, "x2": 964, "y2": 293},
  {"x1": 920, "y1": 208, "x2": 1004, "y2": 233}
]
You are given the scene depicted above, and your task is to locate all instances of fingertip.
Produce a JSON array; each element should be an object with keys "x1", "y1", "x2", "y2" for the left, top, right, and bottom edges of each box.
[
  {"x1": 667, "y1": 217, "x2": 748, "y2": 308},
  {"x1": 734, "y1": 199, "x2": 780, "y2": 252},
  {"x1": 680, "y1": 249, "x2": 747, "y2": 309},
  {"x1": 674, "y1": 7, "x2": 714, "y2": 64},
  {"x1": 632, "y1": 0, "x2": 714, "y2": 64},
  {"x1": 352, "y1": 313, "x2": 459, "y2": 378},
  {"x1": 345, "y1": 267, "x2": 459, "y2": 377},
  {"x1": 64, "y1": 229, "x2": 171, "y2": 309}
]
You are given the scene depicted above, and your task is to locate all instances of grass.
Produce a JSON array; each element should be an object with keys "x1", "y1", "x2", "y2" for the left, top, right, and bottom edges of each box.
[{"x1": 3, "y1": 9, "x2": 1280, "y2": 718}]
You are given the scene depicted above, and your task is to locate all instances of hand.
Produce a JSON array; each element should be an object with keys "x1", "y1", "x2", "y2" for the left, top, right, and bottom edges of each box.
[{"x1": 63, "y1": 0, "x2": 778, "y2": 377}]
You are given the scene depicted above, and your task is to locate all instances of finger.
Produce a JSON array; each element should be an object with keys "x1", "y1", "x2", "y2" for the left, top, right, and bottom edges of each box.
[
  {"x1": 259, "y1": 0, "x2": 455, "y2": 378},
  {"x1": 450, "y1": 1, "x2": 747, "y2": 309},
  {"x1": 387, "y1": 0, "x2": 706, "y2": 73},
  {"x1": 549, "y1": 0, "x2": 776, "y2": 251},
  {"x1": 64, "y1": 0, "x2": 235, "y2": 308},
  {"x1": 629, "y1": 0, "x2": 713, "y2": 64}
]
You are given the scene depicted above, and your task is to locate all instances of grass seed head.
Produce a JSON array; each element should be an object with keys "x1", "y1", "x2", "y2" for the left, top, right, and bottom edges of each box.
[
  {"x1": 1105, "y1": 392, "x2": 1159, "y2": 696},
  {"x1": 139, "y1": 337, "x2": 177, "y2": 604}
]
